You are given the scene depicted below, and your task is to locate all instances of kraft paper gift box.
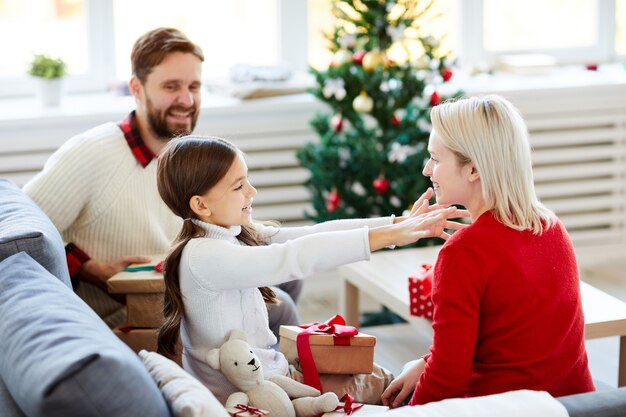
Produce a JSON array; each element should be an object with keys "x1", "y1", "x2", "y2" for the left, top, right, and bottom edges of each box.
[
  {"x1": 114, "y1": 326, "x2": 183, "y2": 366},
  {"x1": 107, "y1": 258, "x2": 165, "y2": 328},
  {"x1": 279, "y1": 325, "x2": 376, "y2": 375},
  {"x1": 113, "y1": 326, "x2": 158, "y2": 353}
]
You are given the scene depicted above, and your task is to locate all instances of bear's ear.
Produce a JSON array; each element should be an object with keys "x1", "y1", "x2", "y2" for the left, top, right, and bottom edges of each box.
[
  {"x1": 206, "y1": 348, "x2": 221, "y2": 370},
  {"x1": 228, "y1": 329, "x2": 248, "y2": 342}
]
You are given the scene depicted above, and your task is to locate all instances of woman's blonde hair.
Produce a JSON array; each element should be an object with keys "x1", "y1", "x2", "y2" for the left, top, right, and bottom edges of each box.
[{"x1": 430, "y1": 94, "x2": 554, "y2": 234}]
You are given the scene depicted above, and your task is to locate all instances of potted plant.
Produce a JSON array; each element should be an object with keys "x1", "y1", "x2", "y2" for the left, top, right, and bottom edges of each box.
[{"x1": 28, "y1": 54, "x2": 67, "y2": 107}]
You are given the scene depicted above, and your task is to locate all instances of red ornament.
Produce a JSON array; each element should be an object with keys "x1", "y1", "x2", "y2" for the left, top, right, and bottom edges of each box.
[
  {"x1": 373, "y1": 177, "x2": 390, "y2": 194},
  {"x1": 440, "y1": 68, "x2": 453, "y2": 82},
  {"x1": 326, "y1": 190, "x2": 341, "y2": 212},
  {"x1": 331, "y1": 115, "x2": 343, "y2": 132},
  {"x1": 430, "y1": 91, "x2": 441, "y2": 106},
  {"x1": 585, "y1": 63, "x2": 598, "y2": 71},
  {"x1": 353, "y1": 50, "x2": 365, "y2": 65},
  {"x1": 391, "y1": 115, "x2": 400, "y2": 125}
]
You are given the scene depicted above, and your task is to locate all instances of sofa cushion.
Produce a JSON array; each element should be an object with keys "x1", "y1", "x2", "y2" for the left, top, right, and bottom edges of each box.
[
  {"x1": 557, "y1": 387, "x2": 626, "y2": 417},
  {"x1": 0, "y1": 252, "x2": 171, "y2": 417},
  {"x1": 0, "y1": 179, "x2": 70, "y2": 287},
  {"x1": 0, "y1": 378, "x2": 26, "y2": 417}
]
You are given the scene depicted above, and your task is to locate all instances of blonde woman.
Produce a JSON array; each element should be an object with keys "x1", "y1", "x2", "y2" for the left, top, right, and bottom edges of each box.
[{"x1": 382, "y1": 95, "x2": 595, "y2": 407}]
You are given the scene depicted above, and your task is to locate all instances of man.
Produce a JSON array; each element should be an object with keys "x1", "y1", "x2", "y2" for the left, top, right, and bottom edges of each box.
[{"x1": 24, "y1": 27, "x2": 301, "y2": 333}]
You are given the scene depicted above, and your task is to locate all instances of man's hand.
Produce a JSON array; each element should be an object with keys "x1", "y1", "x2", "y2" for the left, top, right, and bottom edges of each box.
[{"x1": 78, "y1": 256, "x2": 152, "y2": 292}]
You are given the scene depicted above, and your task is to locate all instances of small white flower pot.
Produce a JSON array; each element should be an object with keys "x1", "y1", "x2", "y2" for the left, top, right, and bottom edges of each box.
[{"x1": 36, "y1": 78, "x2": 64, "y2": 107}]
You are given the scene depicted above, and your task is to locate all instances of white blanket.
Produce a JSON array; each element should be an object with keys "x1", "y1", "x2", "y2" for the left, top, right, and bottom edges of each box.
[{"x1": 367, "y1": 390, "x2": 569, "y2": 417}]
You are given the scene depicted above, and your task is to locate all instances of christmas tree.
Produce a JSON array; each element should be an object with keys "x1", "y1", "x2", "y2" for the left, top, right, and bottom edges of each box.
[{"x1": 297, "y1": 0, "x2": 459, "y2": 227}]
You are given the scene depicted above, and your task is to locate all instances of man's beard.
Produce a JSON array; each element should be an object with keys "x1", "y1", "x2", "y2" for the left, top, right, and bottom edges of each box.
[{"x1": 146, "y1": 96, "x2": 198, "y2": 141}]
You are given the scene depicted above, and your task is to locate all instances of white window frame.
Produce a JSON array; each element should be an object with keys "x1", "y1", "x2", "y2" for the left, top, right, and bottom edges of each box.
[
  {"x1": 1, "y1": 0, "x2": 623, "y2": 99},
  {"x1": 1, "y1": 0, "x2": 115, "y2": 98},
  {"x1": 0, "y1": 0, "x2": 305, "y2": 99},
  {"x1": 459, "y1": 0, "x2": 619, "y2": 68}
]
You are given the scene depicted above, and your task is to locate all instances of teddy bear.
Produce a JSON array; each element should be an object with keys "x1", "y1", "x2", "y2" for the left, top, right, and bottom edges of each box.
[{"x1": 206, "y1": 329, "x2": 339, "y2": 417}]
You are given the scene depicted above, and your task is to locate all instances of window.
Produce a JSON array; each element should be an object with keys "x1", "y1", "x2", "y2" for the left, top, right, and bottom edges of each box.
[
  {"x1": 111, "y1": 0, "x2": 278, "y2": 81},
  {"x1": 617, "y1": 0, "x2": 626, "y2": 56},
  {"x1": 0, "y1": 0, "x2": 95, "y2": 96},
  {"x1": 308, "y1": 0, "x2": 626, "y2": 70},
  {"x1": 461, "y1": 0, "x2": 622, "y2": 68},
  {"x1": 0, "y1": 0, "x2": 285, "y2": 98},
  {"x1": 0, "y1": 0, "x2": 624, "y2": 99},
  {"x1": 307, "y1": 0, "x2": 459, "y2": 70}
]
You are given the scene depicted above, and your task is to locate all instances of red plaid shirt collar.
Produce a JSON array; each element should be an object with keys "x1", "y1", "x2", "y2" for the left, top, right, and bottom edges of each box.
[{"x1": 118, "y1": 111, "x2": 155, "y2": 168}]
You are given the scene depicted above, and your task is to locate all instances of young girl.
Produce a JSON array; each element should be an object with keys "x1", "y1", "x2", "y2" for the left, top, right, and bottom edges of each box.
[
  {"x1": 381, "y1": 95, "x2": 595, "y2": 407},
  {"x1": 155, "y1": 135, "x2": 462, "y2": 403}
]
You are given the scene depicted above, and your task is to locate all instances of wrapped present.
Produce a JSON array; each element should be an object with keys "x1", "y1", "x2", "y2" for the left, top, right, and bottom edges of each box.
[
  {"x1": 113, "y1": 326, "x2": 158, "y2": 353},
  {"x1": 107, "y1": 257, "x2": 165, "y2": 327},
  {"x1": 126, "y1": 292, "x2": 164, "y2": 328},
  {"x1": 226, "y1": 404, "x2": 269, "y2": 416},
  {"x1": 408, "y1": 263, "x2": 434, "y2": 319},
  {"x1": 113, "y1": 326, "x2": 182, "y2": 365},
  {"x1": 279, "y1": 315, "x2": 375, "y2": 391}
]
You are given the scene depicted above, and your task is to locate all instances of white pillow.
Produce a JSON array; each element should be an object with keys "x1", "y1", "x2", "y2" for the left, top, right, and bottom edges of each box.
[{"x1": 139, "y1": 350, "x2": 230, "y2": 417}]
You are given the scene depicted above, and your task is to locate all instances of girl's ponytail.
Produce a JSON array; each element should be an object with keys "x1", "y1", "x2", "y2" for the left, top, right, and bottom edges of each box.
[
  {"x1": 157, "y1": 219, "x2": 205, "y2": 358},
  {"x1": 156, "y1": 135, "x2": 280, "y2": 356}
]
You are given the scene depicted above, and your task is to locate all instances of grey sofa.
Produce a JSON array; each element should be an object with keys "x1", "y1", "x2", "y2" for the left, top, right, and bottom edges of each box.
[
  {"x1": 0, "y1": 179, "x2": 170, "y2": 417},
  {"x1": 1, "y1": 177, "x2": 626, "y2": 417}
]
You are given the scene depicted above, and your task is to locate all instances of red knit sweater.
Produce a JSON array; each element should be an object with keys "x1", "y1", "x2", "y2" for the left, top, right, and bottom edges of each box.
[{"x1": 410, "y1": 211, "x2": 595, "y2": 405}]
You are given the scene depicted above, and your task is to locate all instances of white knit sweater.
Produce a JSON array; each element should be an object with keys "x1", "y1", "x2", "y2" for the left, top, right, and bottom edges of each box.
[
  {"x1": 24, "y1": 122, "x2": 182, "y2": 324},
  {"x1": 180, "y1": 216, "x2": 393, "y2": 404},
  {"x1": 23, "y1": 122, "x2": 181, "y2": 261}
]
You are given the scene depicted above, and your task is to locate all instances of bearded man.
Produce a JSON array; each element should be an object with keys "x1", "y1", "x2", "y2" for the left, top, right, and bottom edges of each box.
[{"x1": 24, "y1": 28, "x2": 301, "y2": 333}]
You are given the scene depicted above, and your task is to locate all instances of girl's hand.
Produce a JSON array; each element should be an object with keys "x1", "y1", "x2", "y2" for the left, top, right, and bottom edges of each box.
[
  {"x1": 369, "y1": 207, "x2": 459, "y2": 251},
  {"x1": 381, "y1": 359, "x2": 425, "y2": 408},
  {"x1": 395, "y1": 187, "x2": 472, "y2": 222}
]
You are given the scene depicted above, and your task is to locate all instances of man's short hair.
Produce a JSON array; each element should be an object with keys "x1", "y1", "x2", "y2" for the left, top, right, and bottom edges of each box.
[{"x1": 131, "y1": 27, "x2": 204, "y2": 83}]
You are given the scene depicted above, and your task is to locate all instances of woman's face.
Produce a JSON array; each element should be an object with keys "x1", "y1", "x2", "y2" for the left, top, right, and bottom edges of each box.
[
  {"x1": 195, "y1": 154, "x2": 257, "y2": 228},
  {"x1": 422, "y1": 130, "x2": 476, "y2": 207}
]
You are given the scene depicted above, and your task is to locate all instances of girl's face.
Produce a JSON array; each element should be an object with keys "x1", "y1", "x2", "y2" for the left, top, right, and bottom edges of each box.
[
  {"x1": 195, "y1": 154, "x2": 257, "y2": 228},
  {"x1": 422, "y1": 130, "x2": 477, "y2": 208}
]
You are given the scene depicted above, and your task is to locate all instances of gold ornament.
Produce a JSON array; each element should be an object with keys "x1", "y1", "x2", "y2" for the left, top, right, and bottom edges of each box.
[
  {"x1": 362, "y1": 50, "x2": 385, "y2": 71},
  {"x1": 353, "y1": 91, "x2": 374, "y2": 113}
]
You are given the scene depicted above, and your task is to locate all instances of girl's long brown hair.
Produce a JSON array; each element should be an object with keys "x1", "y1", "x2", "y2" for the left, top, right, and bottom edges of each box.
[{"x1": 156, "y1": 136, "x2": 277, "y2": 358}]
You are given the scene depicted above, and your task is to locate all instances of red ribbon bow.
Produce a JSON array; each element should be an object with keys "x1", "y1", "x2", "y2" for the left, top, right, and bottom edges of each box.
[
  {"x1": 334, "y1": 393, "x2": 364, "y2": 415},
  {"x1": 296, "y1": 314, "x2": 358, "y2": 391},
  {"x1": 232, "y1": 404, "x2": 266, "y2": 416}
]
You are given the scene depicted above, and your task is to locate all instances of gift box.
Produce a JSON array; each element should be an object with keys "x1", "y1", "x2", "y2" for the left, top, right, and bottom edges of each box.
[
  {"x1": 226, "y1": 404, "x2": 270, "y2": 416},
  {"x1": 113, "y1": 326, "x2": 158, "y2": 353},
  {"x1": 279, "y1": 323, "x2": 375, "y2": 375},
  {"x1": 408, "y1": 264, "x2": 434, "y2": 320},
  {"x1": 113, "y1": 326, "x2": 182, "y2": 366},
  {"x1": 107, "y1": 258, "x2": 165, "y2": 327}
]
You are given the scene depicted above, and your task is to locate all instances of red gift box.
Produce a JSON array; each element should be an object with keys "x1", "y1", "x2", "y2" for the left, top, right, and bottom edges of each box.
[{"x1": 408, "y1": 264, "x2": 434, "y2": 319}]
